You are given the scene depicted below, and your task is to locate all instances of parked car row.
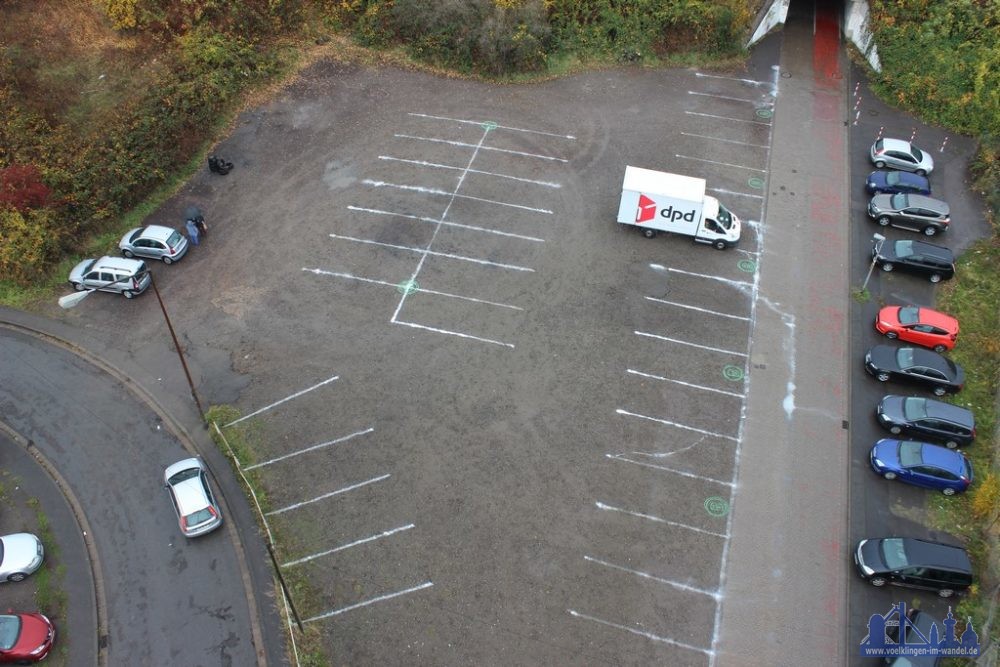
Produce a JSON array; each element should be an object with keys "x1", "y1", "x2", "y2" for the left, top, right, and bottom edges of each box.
[
  {"x1": 67, "y1": 223, "x2": 193, "y2": 298},
  {"x1": 854, "y1": 138, "x2": 978, "y2": 602},
  {"x1": 0, "y1": 533, "x2": 54, "y2": 663}
]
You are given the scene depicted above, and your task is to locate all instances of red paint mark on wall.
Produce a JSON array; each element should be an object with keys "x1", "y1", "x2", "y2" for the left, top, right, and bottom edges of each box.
[{"x1": 813, "y1": 3, "x2": 841, "y2": 86}]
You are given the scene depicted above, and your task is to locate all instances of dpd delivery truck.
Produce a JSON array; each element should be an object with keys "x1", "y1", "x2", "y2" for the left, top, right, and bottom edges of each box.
[{"x1": 616, "y1": 166, "x2": 741, "y2": 249}]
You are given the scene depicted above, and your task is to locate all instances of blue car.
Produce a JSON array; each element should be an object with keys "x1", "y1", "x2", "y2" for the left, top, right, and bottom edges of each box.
[
  {"x1": 866, "y1": 170, "x2": 931, "y2": 196},
  {"x1": 870, "y1": 439, "x2": 972, "y2": 495}
]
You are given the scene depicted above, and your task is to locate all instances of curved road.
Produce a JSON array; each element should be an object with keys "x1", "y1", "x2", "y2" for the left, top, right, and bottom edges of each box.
[{"x1": 0, "y1": 328, "x2": 259, "y2": 666}]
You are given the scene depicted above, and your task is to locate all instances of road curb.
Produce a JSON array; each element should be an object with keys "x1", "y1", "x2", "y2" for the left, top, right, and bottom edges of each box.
[
  {"x1": 0, "y1": 416, "x2": 107, "y2": 667},
  {"x1": 0, "y1": 319, "x2": 270, "y2": 666}
]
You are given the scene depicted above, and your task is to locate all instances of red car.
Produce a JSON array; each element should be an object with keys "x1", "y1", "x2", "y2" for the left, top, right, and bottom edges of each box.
[
  {"x1": 0, "y1": 613, "x2": 54, "y2": 664},
  {"x1": 875, "y1": 306, "x2": 959, "y2": 352}
]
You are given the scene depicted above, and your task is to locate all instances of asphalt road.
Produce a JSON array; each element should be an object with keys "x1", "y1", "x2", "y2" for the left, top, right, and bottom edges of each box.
[{"x1": 0, "y1": 328, "x2": 259, "y2": 666}]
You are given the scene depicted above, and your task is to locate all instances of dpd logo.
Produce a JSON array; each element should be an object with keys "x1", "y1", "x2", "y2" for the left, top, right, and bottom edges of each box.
[
  {"x1": 635, "y1": 194, "x2": 657, "y2": 223},
  {"x1": 660, "y1": 206, "x2": 697, "y2": 223}
]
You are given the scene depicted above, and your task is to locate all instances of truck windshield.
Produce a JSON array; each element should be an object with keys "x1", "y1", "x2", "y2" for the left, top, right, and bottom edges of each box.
[{"x1": 716, "y1": 204, "x2": 734, "y2": 229}]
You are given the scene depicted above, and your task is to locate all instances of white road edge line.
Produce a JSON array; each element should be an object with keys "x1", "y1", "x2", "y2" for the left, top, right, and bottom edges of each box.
[
  {"x1": 378, "y1": 156, "x2": 561, "y2": 188},
  {"x1": 644, "y1": 296, "x2": 750, "y2": 321},
  {"x1": 666, "y1": 266, "x2": 754, "y2": 287},
  {"x1": 245, "y1": 427, "x2": 375, "y2": 470},
  {"x1": 346, "y1": 205, "x2": 545, "y2": 243},
  {"x1": 596, "y1": 501, "x2": 728, "y2": 538},
  {"x1": 584, "y1": 555, "x2": 721, "y2": 599},
  {"x1": 328, "y1": 233, "x2": 535, "y2": 272},
  {"x1": 223, "y1": 375, "x2": 340, "y2": 428},
  {"x1": 626, "y1": 369, "x2": 745, "y2": 398},
  {"x1": 708, "y1": 187, "x2": 764, "y2": 200},
  {"x1": 684, "y1": 111, "x2": 771, "y2": 126},
  {"x1": 694, "y1": 72, "x2": 770, "y2": 86},
  {"x1": 675, "y1": 154, "x2": 766, "y2": 173},
  {"x1": 266, "y1": 474, "x2": 391, "y2": 516},
  {"x1": 605, "y1": 454, "x2": 734, "y2": 487},
  {"x1": 362, "y1": 179, "x2": 553, "y2": 214},
  {"x1": 303, "y1": 582, "x2": 434, "y2": 623},
  {"x1": 282, "y1": 524, "x2": 415, "y2": 568},
  {"x1": 568, "y1": 609, "x2": 713, "y2": 655},
  {"x1": 634, "y1": 331, "x2": 747, "y2": 357},
  {"x1": 407, "y1": 112, "x2": 576, "y2": 139},
  {"x1": 680, "y1": 132, "x2": 770, "y2": 149},
  {"x1": 394, "y1": 134, "x2": 568, "y2": 162},
  {"x1": 393, "y1": 319, "x2": 515, "y2": 349},
  {"x1": 687, "y1": 90, "x2": 758, "y2": 104},
  {"x1": 615, "y1": 409, "x2": 739, "y2": 442}
]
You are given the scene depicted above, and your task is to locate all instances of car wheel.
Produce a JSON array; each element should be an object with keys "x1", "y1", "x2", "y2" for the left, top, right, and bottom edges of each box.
[
  {"x1": 72, "y1": 282, "x2": 85, "y2": 291},
  {"x1": 889, "y1": 426, "x2": 902, "y2": 435},
  {"x1": 642, "y1": 228, "x2": 656, "y2": 239},
  {"x1": 923, "y1": 226, "x2": 937, "y2": 236},
  {"x1": 883, "y1": 472, "x2": 897, "y2": 480},
  {"x1": 875, "y1": 160, "x2": 886, "y2": 169},
  {"x1": 933, "y1": 344, "x2": 947, "y2": 353},
  {"x1": 123, "y1": 290, "x2": 135, "y2": 299},
  {"x1": 870, "y1": 576, "x2": 887, "y2": 587},
  {"x1": 877, "y1": 216, "x2": 891, "y2": 227},
  {"x1": 882, "y1": 262, "x2": 894, "y2": 272},
  {"x1": 938, "y1": 588, "x2": 954, "y2": 598},
  {"x1": 933, "y1": 386, "x2": 947, "y2": 396},
  {"x1": 163, "y1": 256, "x2": 173, "y2": 265},
  {"x1": 7, "y1": 572, "x2": 26, "y2": 582},
  {"x1": 916, "y1": 169, "x2": 927, "y2": 176},
  {"x1": 929, "y1": 274, "x2": 942, "y2": 283},
  {"x1": 122, "y1": 249, "x2": 134, "y2": 258},
  {"x1": 942, "y1": 487, "x2": 956, "y2": 496},
  {"x1": 877, "y1": 372, "x2": 890, "y2": 382},
  {"x1": 713, "y1": 240, "x2": 727, "y2": 250},
  {"x1": 885, "y1": 331, "x2": 898, "y2": 339},
  {"x1": 945, "y1": 440, "x2": 958, "y2": 450}
]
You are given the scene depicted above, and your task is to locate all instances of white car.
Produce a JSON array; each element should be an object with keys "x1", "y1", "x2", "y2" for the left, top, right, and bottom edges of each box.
[
  {"x1": 164, "y1": 458, "x2": 223, "y2": 538},
  {"x1": 0, "y1": 533, "x2": 44, "y2": 582},
  {"x1": 870, "y1": 138, "x2": 934, "y2": 175},
  {"x1": 119, "y1": 225, "x2": 189, "y2": 264}
]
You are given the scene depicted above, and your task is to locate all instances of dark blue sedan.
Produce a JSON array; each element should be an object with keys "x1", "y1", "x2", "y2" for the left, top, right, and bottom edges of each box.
[
  {"x1": 866, "y1": 170, "x2": 932, "y2": 196},
  {"x1": 870, "y1": 439, "x2": 972, "y2": 495}
]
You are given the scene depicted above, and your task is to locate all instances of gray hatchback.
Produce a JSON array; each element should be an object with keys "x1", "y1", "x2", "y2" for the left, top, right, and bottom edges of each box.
[
  {"x1": 868, "y1": 193, "x2": 950, "y2": 236},
  {"x1": 119, "y1": 225, "x2": 189, "y2": 264}
]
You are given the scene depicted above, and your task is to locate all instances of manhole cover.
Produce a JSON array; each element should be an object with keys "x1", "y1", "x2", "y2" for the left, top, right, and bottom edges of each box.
[
  {"x1": 738, "y1": 259, "x2": 757, "y2": 273},
  {"x1": 755, "y1": 108, "x2": 773, "y2": 119},
  {"x1": 747, "y1": 177, "x2": 765, "y2": 189},
  {"x1": 722, "y1": 365, "x2": 745, "y2": 381},
  {"x1": 705, "y1": 497, "x2": 730, "y2": 517}
]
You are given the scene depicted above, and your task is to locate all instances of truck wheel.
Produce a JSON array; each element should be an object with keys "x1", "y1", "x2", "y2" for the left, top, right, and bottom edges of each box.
[
  {"x1": 713, "y1": 240, "x2": 727, "y2": 250},
  {"x1": 641, "y1": 228, "x2": 656, "y2": 239}
]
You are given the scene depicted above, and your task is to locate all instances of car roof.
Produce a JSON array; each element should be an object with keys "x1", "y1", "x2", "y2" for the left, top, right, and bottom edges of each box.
[
  {"x1": 141, "y1": 225, "x2": 179, "y2": 242},
  {"x1": 94, "y1": 255, "x2": 147, "y2": 272},
  {"x1": 906, "y1": 347, "x2": 959, "y2": 373},
  {"x1": 897, "y1": 240, "x2": 954, "y2": 261},
  {"x1": 916, "y1": 308, "x2": 958, "y2": 330},
  {"x1": 919, "y1": 443, "x2": 967, "y2": 473},
  {"x1": 923, "y1": 399, "x2": 974, "y2": 422},
  {"x1": 164, "y1": 457, "x2": 205, "y2": 481},
  {"x1": 894, "y1": 171, "x2": 928, "y2": 184},
  {"x1": 900, "y1": 538, "x2": 972, "y2": 571},
  {"x1": 904, "y1": 195, "x2": 949, "y2": 213},
  {"x1": 883, "y1": 138, "x2": 914, "y2": 152}
]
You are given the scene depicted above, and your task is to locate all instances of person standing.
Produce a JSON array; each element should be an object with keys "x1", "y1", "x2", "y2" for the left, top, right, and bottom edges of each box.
[{"x1": 185, "y1": 218, "x2": 200, "y2": 246}]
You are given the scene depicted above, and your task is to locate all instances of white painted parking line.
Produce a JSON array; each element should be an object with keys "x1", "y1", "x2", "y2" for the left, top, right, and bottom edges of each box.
[
  {"x1": 685, "y1": 111, "x2": 771, "y2": 126},
  {"x1": 634, "y1": 331, "x2": 747, "y2": 357},
  {"x1": 392, "y1": 319, "x2": 515, "y2": 349},
  {"x1": 665, "y1": 267, "x2": 753, "y2": 288},
  {"x1": 378, "y1": 156, "x2": 561, "y2": 188},
  {"x1": 347, "y1": 206, "x2": 545, "y2": 243},
  {"x1": 680, "y1": 132, "x2": 769, "y2": 149},
  {"x1": 245, "y1": 427, "x2": 375, "y2": 471},
  {"x1": 266, "y1": 474, "x2": 391, "y2": 516},
  {"x1": 708, "y1": 187, "x2": 764, "y2": 200},
  {"x1": 596, "y1": 501, "x2": 728, "y2": 538},
  {"x1": 584, "y1": 555, "x2": 720, "y2": 599},
  {"x1": 223, "y1": 375, "x2": 340, "y2": 428},
  {"x1": 615, "y1": 409, "x2": 739, "y2": 442},
  {"x1": 303, "y1": 268, "x2": 524, "y2": 311},
  {"x1": 328, "y1": 233, "x2": 535, "y2": 272},
  {"x1": 695, "y1": 72, "x2": 770, "y2": 87},
  {"x1": 395, "y1": 134, "x2": 569, "y2": 162},
  {"x1": 644, "y1": 296, "x2": 750, "y2": 321},
  {"x1": 626, "y1": 368, "x2": 745, "y2": 398},
  {"x1": 568, "y1": 609, "x2": 713, "y2": 655},
  {"x1": 674, "y1": 154, "x2": 766, "y2": 173},
  {"x1": 303, "y1": 581, "x2": 434, "y2": 624},
  {"x1": 605, "y1": 454, "x2": 734, "y2": 487},
  {"x1": 362, "y1": 179, "x2": 554, "y2": 215},
  {"x1": 408, "y1": 112, "x2": 576, "y2": 140},
  {"x1": 282, "y1": 524, "x2": 415, "y2": 568},
  {"x1": 687, "y1": 91, "x2": 758, "y2": 104}
]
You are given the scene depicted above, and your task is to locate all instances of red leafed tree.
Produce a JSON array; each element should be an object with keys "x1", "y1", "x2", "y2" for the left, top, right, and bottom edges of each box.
[{"x1": 0, "y1": 164, "x2": 51, "y2": 212}]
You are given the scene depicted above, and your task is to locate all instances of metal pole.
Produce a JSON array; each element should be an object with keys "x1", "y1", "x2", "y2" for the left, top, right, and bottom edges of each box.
[
  {"x1": 862, "y1": 235, "x2": 885, "y2": 293},
  {"x1": 149, "y1": 275, "x2": 207, "y2": 424},
  {"x1": 264, "y1": 539, "x2": 305, "y2": 631}
]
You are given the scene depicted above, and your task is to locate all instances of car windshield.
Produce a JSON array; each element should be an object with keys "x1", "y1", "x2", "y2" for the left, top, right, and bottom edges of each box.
[
  {"x1": 896, "y1": 347, "x2": 915, "y2": 368},
  {"x1": 898, "y1": 307, "x2": 920, "y2": 325},
  {"x1": 716, "y1": 204, "x2": 733, "y2": 229},
  {"x1": 890, "y1": 193, "x2": 908, "y2": 209},
  {"x1": 880, "y1": 538, "x2": 910, "y2": 569},
  {"x1": 166, "y1": 231, "x2": 183, "y2": 247},
  {"x1": 185, "y1": 508, "x2": 214, "y2": 527},
  {"x1": 0, "y1": 615, "x2": 21, "y2": 650},
  {"x1": 894, "y1": 240, "x2": 915, "y2": 258},
  {"x1": 168, "y1": 468, "x2": 200, "y2": 486},
  {"x1": 903, "y1": 397, "x2": 928, "y2": 420},
  {"x1": 912, "y1": 147, "x2": 924, "y2": 161},
  {"x1": 898, "y1": 441, "x2": 924, "y2": 467},
  {"x1": 886, "y1": 171, "x2": 901, "y2": 186}
]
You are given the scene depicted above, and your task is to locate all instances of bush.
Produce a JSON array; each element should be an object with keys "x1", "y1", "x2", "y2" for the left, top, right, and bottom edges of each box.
[
  {"x1": 0, "y1": 208, "x2": 65, "y2": 285},
  {"x1": 0, "y1": 164, "x2": 50, "y2": 212}
]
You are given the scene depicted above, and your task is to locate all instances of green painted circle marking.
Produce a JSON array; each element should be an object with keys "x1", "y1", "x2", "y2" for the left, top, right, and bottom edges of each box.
[
  {"x1": 738, "y1": 259, "x2": 757, "y2": 273},
  {"x1": 722, "y1": 365, "x2": 744, "y2": 382},
  {"x1": 747, "y1": 177, "x2": 764, "y2": 190},
  {"x1": 396, "y1": 279, "x2": 419, "y2": 295},
  {"x1": 705, "y1": 497, "x2": 730, "y2": 517},
  {"x1": 755, "y1": 108, "x2": 773, "y2": 119},
  {"x1": 482, "y1": 121, "x2": 498, "y2": 131}
]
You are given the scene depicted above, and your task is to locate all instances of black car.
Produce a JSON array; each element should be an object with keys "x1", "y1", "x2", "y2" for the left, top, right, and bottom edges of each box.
[
  {"x1": 872, "y1": 238, "x2": 955, "y2": 283},
  {"x1": 876, "y1": 395, "x2": 975, "y2": 448},
  {"x1": 885, "y1": 608, "x2": 943, "y2": 666},
  {"x1": 854, "y1": 537, "x2": 972, "y2": 598},
  {"x1": 866, "y1": 170, "x2": 932, "y2": 196},
  {"x1": 868, "y1": 193, "x2": 950, "y2": 236},
  {"x1": 865, "y1": 346, "x2": 965, "y2": 396}
]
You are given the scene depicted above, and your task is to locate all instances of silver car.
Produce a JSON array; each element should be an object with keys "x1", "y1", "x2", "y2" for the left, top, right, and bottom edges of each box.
[
  {"x1": 119, "y1": 225, "x2": 189, "y2": 264},
  {"x1": 67, "y1": 256, "x2": 151, "y2": 298},
  {"x1": 0, "y1": 533, "x2": 44, "y2": 583},
  {"x1": 868, "y1": 193, "x2": 950, "y2": 236},
  {"x1": 870, "y1": 138, "x2": 934, "y2": 175},
  {"x1": 164, "y1": 458, "x2": 223, "y2": 538}
]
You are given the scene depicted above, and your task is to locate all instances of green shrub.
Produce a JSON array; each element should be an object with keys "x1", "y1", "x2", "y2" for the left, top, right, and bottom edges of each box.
[{"x1": 0, "y1": 208, "x2": 65, "y2": 285}]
